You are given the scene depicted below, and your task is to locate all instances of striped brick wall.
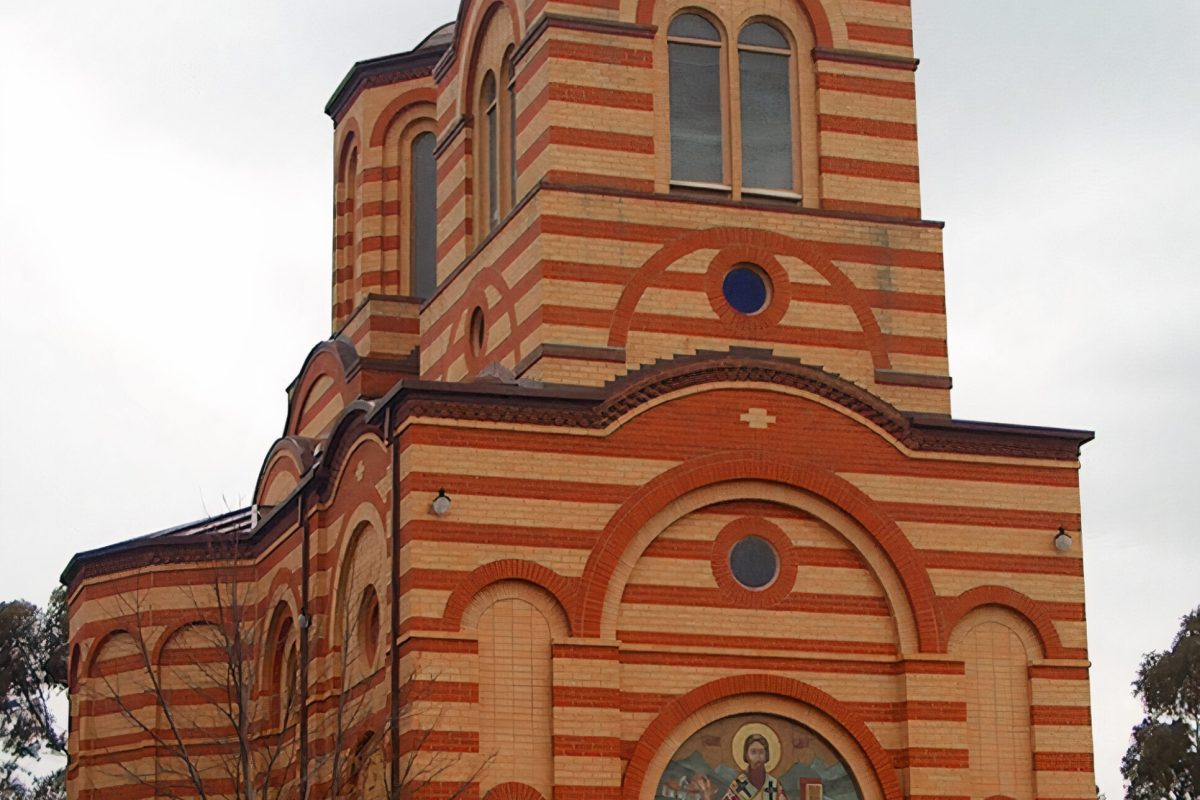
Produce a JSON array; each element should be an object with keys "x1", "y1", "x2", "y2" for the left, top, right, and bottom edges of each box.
[{"x1": 67, "y1": 2, "x2": 1097, "y2": 800}]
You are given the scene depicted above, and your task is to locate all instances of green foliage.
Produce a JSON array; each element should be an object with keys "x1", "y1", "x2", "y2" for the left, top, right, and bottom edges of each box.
[
  {"x1": 0, "y1": 588, "x2": 67, "y2": 800},
  {"x1": 1122, "y1": 605, "x2": 1200, "y2": 800}
]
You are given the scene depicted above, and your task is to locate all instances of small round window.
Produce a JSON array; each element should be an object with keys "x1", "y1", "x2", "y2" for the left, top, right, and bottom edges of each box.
[
  {"x1": 728, "y1": 535, "x2": 779, "y2": 590},
  {"x1": 722, "y1": 265, "x2": 770, "y2": 315},
  {"x1": 469, "y1": 306, "x2": 485, "y2": 356}
]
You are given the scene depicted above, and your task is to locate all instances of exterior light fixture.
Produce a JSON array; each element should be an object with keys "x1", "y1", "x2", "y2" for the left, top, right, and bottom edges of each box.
[
  {"x1": 432, "y1": 488, "x2": 452, "y2": 517},
  {"x1": 1054, "y1": 527, "x2": 1073, "y2": 552}
]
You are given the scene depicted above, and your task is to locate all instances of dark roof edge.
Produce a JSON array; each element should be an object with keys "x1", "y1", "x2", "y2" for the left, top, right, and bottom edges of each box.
[
  {"x1": 908, "y1": 413, "x2": 1095, "y2": 445},
  {"x1": 61, "y1": 506, "x2": 257, "y2": 587},
  {"x1": 325, "y1": 46, "x2": 446, "y2": 121}
]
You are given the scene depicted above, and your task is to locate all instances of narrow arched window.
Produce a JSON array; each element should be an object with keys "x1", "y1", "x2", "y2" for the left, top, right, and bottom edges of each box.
[
  {"x1": 738, "y1": 22, "x2": 793, "y2": 191},
  {"x1": 668, "y1": 14, "x2": 724, "y2": 184},
  {"x1": 504, "y1": 51, "x2": 518, "y2": 208},
  {"x1": 481, "y1": 72, "x2": 500, "y2": 230},
  {"x1": 410, "y1": 131, "x2": 437, "y2": 299}
]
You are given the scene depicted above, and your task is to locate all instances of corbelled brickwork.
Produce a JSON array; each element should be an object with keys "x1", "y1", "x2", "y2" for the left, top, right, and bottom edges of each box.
[{"x1": 65, "y1": 2, "x2": 1097, "y2": 800}]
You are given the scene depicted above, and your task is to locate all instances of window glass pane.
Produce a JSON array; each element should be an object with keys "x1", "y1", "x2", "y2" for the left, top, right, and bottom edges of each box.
[
  {"x1": 508, "y1": 80, "x2": 517, "y2": 207},
  {"x1": 738, "y1": 22, "x2": 788, "y2": 49},
  {"x1": 410, "y1": 132, "x2": 437, "y2": 299},
  {"x1": 487, "y1": 105, "x2": 499, "y2": 227},
  {"x1": 739, "y1": 50, "x2": 792, "y2": 189},
  {"x1": 669, "y1": 13, "x2": 720, "y2": 41},
  {"x1": 669, "y1": 42, "x2": 723, "y2": 183}
]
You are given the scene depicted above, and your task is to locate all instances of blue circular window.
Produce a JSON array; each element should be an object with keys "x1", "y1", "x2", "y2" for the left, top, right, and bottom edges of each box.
[
  {"x1": 728, "y1": 536, "x2": 779, "y2": 589},
  {"x1": 722, "y1": 265, "x2": 769, "y2": 315}
]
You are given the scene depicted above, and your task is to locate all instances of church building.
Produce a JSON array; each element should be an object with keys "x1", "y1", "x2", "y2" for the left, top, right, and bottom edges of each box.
[{"x1": 64, "y1": 1, "x2": 1097, "y2": 799}]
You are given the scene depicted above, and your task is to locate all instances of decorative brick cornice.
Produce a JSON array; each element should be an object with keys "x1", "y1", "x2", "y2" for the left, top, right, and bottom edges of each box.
[
  {"x1": 65, "y1": 351, "x2": 1091, "y2": 589},
  {"x1": 813, "y1": 47, "x2": 919, "y2": 72},
  {"x1": 385, "y1": 349, "x2": 1092, "y2": 460},
  {"x1": 326, "y1": 49, "x2": 445, "y2": 124}
]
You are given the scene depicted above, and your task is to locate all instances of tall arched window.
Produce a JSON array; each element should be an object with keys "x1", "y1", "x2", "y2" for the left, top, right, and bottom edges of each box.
[
  {"x1": 410, "y1": 131, "x2": 437, "y2": 299},
  {"x1": 503, "y1": 49, "x2": 518, "y2": 208},
  {"x1": 738, "y1": 22, "x2": 793, "y2": 191},
  {"x1": 347, "y1": 148, "x2": 359, "y2": 286},
  {"x1": 481, "y1": 72, "x2": 500, "y2": 231},
  {"x1": 668, "y1": 14, "x2": 724, "y2": 184}
]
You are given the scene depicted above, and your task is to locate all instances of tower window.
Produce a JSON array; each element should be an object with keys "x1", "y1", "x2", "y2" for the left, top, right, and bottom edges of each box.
[
  {"x1": 738, "y1": 23, "x2": 793, "y2": 191},
  {"x1": 668, "y1": 14, "x2": 724, "y2": 184},
  {"x1": 504, "y1": 50, "x2": 518, "y2": 209},
  {"x1": 481, "y1": 73, "x2": 500, "y2": 231},
  {"x1": 410, "y1": 131, "x2": 437, "y2": 300},
  {"x1": 666, "y1": 14, "x2": 799, "y2": 197}
]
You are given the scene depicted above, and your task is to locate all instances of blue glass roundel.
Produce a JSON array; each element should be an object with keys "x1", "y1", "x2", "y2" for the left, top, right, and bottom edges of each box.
[
  {"x1": 722, "y1": 265, "x2": 769, "y2": 314},
  {"x1": 729, "y1": 536, "x2": 779, "y2": 589}
]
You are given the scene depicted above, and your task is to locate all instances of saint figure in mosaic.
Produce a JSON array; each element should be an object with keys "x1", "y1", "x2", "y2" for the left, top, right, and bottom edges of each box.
[
  {"x1": 655, "y1": 714, "x2": 861, "y2": 800},
  {"x1": 720, "y1": 724, "x2": 788, "y2": 800}
]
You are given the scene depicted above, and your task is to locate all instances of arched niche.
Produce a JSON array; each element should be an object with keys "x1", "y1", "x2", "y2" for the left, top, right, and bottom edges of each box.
[
  {"x1": 948, "y1": 608, "x2": 1042, "y2": 800},
  {"x1": 629, "y1": 690, "x2": 896, "y2": 800},
  {"x1": 588, "y1": 477, "x2": 923, "y2": 654},
  {"x1": 462, "y1": 580, "x2": 568, "y2": 798}
]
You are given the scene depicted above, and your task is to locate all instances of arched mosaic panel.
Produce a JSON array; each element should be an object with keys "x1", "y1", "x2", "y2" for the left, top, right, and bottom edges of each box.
[{"x1": 655, "y1": 714, "x2": 862, "y2": 800}]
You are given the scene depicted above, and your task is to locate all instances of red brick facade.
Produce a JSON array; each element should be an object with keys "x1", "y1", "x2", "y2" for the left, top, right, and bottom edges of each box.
[{"x1": 65, "y1": 2, "x2": 1096, "y2": 799}]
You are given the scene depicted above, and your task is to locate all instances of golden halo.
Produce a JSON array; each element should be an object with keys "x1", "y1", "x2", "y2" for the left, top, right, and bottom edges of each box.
[{"x1": 730, "y1": 722, "x2": 781, "y2": 772}]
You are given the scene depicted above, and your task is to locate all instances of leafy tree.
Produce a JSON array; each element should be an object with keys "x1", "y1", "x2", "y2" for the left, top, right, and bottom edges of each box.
[
  {"x1": 1122, "y1": 604, "x2": 1200, "y2": 800},
  {"x1": 0, "y1": 587, "x2": 68, "y2": 800}
]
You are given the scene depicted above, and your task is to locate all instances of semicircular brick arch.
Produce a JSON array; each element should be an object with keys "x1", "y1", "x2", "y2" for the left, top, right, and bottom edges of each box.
[
  {"x1": 453, "y1": 0, "x2": 522, "y2": 118},
  {"x1": 483, "y1": 782, "x2": 547, "y2": 800},
  {"x1": 577, "y1": 450, "x2": 938, "y2": 651},
  {"x1": 623, "y1": 675, "x2": 902, "y2": 800},
  {"x1": 607, "y1": 227, "x2": 891, "y2": 370},
  {"x1": 941, "y1": 585, "x2": 1075, "y2": 660},
  {"x1": 370, "y1": 87, "x2": 438, "y2": 148},
  {"x1": 633, "y1": 0, "x2": 839, "y2": 49},
  {"x1": 444, "y1": 560, "x2": 576, "y2": 636}
]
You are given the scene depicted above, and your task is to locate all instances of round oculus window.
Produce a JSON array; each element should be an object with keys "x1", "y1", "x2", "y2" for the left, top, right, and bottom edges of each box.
[
  {"x1": 722, "y1": 265, "x2": 769, "y2": 315},
  {"x1": 728, "y1": 535, "x2": 779, "y2": 590}
]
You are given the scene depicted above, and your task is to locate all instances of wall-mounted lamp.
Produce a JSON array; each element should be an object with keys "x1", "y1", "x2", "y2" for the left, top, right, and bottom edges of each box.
[
  {"x1": 432, "y1": 488, "x2": 452, "y2": 517},
  {"x1": 1054, "y1": 527, "x2": 1073, "y2": 552}
]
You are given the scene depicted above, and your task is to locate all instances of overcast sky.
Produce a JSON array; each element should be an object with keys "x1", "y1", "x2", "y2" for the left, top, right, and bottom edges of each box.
[{"x1": 1, "y1": 2, "x2": 1197, "y2": 796}]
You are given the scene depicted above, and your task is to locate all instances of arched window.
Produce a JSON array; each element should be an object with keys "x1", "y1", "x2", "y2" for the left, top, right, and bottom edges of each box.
[
  {"x1": 503, "y1": 49, "x2": 518, "y2": 208},
  {"x1": 346, "y1": 148, "x2": 359, "y2": 284},
  {"x1": 668, "y1": 14, "x2": 724, "y2": 184},
  {"x1": 738, "y1": 22, "x2": 793, "y2": 191},
  {"x1": 481, "y1": 72, "x2": 500, "y2": 231},
  {"x1": 409, "y1": 131, "x2": 437, "y2": 299}
]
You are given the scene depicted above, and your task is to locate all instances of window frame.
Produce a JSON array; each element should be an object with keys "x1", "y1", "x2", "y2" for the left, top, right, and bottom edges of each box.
[
  {"x1": 479, "y1": 71, "x2": 501, "y2": 233},
  {"x1": 736, "y1": 19, "x2": 801, "y2": 199},
  {"x1": 662, "y1": 10, "x2": 805, "y2": 203},
  {"x1": 666, "y1": 10, "x2": 731, "y2": 192}
]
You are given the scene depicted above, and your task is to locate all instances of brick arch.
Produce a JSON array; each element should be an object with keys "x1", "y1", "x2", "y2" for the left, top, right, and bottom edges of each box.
[
  {"x1": 284, "y1": 338, "x2": 357, "y2": 437},
  {"x1": 941, "y1": 585, "x2": 1074, "y2": 660},
  {"x1": 152, "y1": 620, "x2": 222, "y2": 667},
  {"x1": 85, "y1": 629, "x2": 136, "y2": 678},
  {"x1": 454, "y1": 0, "x2": 522, "y2": 117},
  {"x1": 443, "y1": 559, "x2": 577, "y2": 636},
  {"x1": 370, "y1": 87, "x2": 438, "y2": 148},
  {"x1": 337, "y1": 120, "x2": 362, "y2": 176},
  {"x1": 622, "y1": 675, "x2": 902, "y2": 800},
  {"x1": 432, "y1": 265, "x2": 522, "y2": 376},
  {"x1": 636, "y1": 0, "x2": 835, "y2": 47},
  {"x1": 482, "y1": 782, "x2": 547, "y2": 800},
  {"x1": 577, "y1": 451, "x2": 939, "y2": 650},
  {"x1": 607, "y1": 227, "x2": 891, "y2": 370}
]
